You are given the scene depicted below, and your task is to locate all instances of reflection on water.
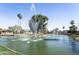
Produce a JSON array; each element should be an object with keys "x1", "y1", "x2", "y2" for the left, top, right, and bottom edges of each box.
[
  {"x1": 0, "y1": 35, "x2": 79, "y2": 55},
  {"x1": 70, "y1": 38, "x2": 79, "y2": 54}
]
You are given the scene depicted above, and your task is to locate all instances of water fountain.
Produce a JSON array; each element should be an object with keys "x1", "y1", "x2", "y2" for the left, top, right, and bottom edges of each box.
[
  {"x1": 29, "y1": 4, "x2": 40, "y2": 39},
  {"x1": 28, "y1": 4, "x2": 43, "y2": 43},
  {"x1": 29, "y1": 19, "x2": 39, "y2": 37},
  {"x1": 29, "y1": 4, "x2": 39, "y2": 36}
]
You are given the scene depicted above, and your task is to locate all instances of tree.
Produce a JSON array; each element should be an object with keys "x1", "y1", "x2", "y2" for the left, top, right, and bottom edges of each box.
[
  {"x1": 62, "y1": 26, "x2": 65, "y2": 29},
  {"x1": 69, "y1": 20, "x2": 77, "y2": 34},
  {"x1": 30, "y1": 14, "x2": 48, "y2": 33},
  {"x1": 17, "y1": 13, "x2": 22, "y2": 26},
  {"x1": 69, "y1": 25, "x2": 77, "y2": 34},
  {"x1": 8, "y1": 25, "x2": 23, "y2": 34},
  {"x1": 0, "y1": 28, "x2": 3, "y2": 34},
  {"x1": 0, "y1": 28, "x2": 3, "y2": 31},
  {"x1": 70, "y1": 20, "x2": 74, "y2": 25},
  {"x1": 8, "y1": 26, "x2": 13, "y2": 32},
  {"x1": 54, "y1": 28, "x2": 59, "y2": 34}
]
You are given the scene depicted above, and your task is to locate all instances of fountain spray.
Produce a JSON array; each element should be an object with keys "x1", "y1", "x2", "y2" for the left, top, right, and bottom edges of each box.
[{"x1": 29, "y1": 4, "x2": 40, "y2": 39}]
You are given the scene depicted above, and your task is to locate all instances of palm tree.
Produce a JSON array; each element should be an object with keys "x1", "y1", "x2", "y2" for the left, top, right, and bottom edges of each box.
[
  {"x1": 17, "y1": 13, "x2": 22, "y2": 27},
  {"x1": 70, "y1": 20, "x2": 74, "y2": 25},
  {"x1": 62, "y1": 26, "x2": 65, "y2": 34},
  {"x1": 17, "y1": 13, "x2": 22, "y2": 33},
  {"x1": 62, "y1": 26, "x2": 65, "y2": 29}
]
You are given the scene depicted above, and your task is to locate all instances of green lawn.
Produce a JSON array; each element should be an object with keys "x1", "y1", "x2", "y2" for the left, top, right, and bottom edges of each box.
[
  {"x1": 0, "y1": 46, "x2": 21, "y2": 55},
  {"x1": 70, "y1": 35, "x2": 79, "y2": 42}
]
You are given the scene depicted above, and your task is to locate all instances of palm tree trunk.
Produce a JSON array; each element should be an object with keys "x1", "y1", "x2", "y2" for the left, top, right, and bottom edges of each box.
[
  {"x1": 19, "y1": 19, "x2": 21, "y2": 27},
  {"x1": 18, "y1": 19, "x2": 21, "y2": 33}
]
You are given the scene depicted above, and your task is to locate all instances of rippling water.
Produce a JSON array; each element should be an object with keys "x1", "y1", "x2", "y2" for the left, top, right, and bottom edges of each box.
[{"x1": 0, "y1": 35, "x2": 79, "y2": 55}]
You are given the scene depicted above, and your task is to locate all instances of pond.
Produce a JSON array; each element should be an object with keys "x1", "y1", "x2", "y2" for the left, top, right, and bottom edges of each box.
[{"x1": 0, "y1": 35, "x2": 79, "y2": 55}]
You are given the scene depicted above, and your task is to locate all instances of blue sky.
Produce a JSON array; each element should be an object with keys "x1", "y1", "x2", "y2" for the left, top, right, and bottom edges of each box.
[{"x1": 0, "y1": 3, "x2": 79, "y2": 31}]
